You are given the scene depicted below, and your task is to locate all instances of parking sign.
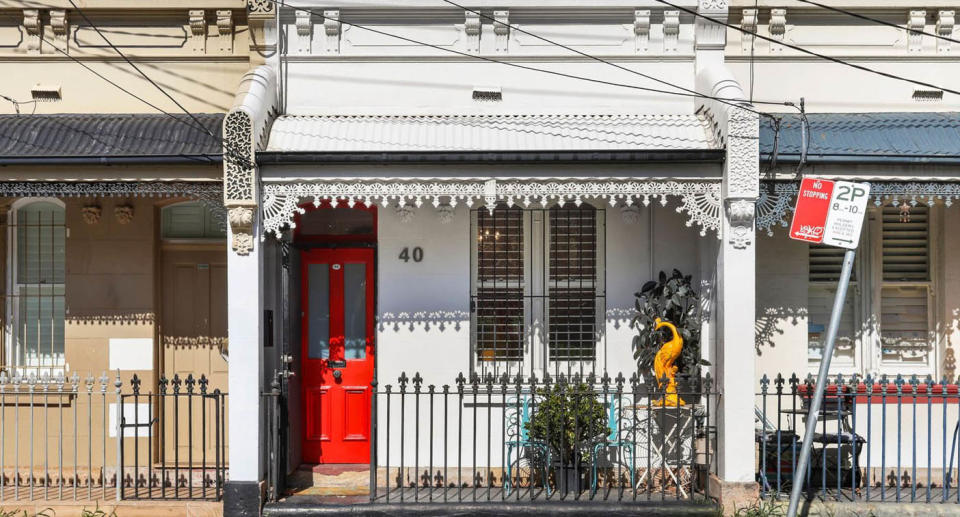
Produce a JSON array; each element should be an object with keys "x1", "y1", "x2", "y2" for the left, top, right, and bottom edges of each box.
[{"x1": 822, "y1": 181, "x2": 870, "y2": 249}]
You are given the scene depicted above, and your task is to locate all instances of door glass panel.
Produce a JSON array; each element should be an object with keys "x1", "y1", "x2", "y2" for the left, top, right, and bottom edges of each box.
[
  {"x1": 343, "y1": 262, "x2": 367, "y2": 360},
  {"x1": 308, "y1": 263, "x2": 330, "y2": 359}
]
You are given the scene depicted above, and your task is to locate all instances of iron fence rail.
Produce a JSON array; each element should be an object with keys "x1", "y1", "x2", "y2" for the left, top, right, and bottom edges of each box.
[
  {"x1": 0, "y1": 371, "x2": 226, "y2": 502},
  {"x1": 757, "y1": 372, "x2": 960, "y2": 504},
  {"x1": 370, "y1": 371, "x2": 717, "y2": 504}
]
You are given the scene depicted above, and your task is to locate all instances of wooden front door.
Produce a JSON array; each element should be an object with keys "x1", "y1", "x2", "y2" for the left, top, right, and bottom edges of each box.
[
  {"x1": 301, "y1": 248, "x2": 375, "y2": 463},
  {"x1": 160, "y1": 245, "x2": 228, "y2": 461}
]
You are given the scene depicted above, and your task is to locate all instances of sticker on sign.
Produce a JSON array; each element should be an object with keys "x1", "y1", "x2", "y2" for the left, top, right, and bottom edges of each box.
[{"x1": 789, "y1": 177, "x2": 870, "y2": 249}]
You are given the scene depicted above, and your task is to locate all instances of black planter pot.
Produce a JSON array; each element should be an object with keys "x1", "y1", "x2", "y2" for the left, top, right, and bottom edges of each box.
[
  {"x1": 676, "y1": 373, "x2": 702, "y2": 405},
  {"x1": 554, "y1": 464, "x2": 586, "y2": 494}
]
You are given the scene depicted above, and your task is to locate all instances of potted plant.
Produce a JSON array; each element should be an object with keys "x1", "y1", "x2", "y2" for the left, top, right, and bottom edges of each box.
[
  {"x1": 525, "y1": 382, "x2": 609, "y2": 493},
  {"x1": 631, "y1": 269, "x2": 709, "y2": 402}
]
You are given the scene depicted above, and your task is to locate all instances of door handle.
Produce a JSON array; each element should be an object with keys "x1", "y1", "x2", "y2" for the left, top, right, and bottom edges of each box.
[{"x1": 332, "y1": 370, "x2": 342, "y2": 381}]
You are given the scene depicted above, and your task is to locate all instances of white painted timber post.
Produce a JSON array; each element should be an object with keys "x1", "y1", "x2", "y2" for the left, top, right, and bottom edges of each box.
[
  {"x1": 694, "y1": 0, "x2": 761, "y2": 496},
  {"x1": 717, "y1": 101, "x2": 760, "y2": 493},
  {"x1": 222, "y1": 64, "x2": 277, "y2": 516},
  {"x1": 226, "y1": 212, "x2": 263, "y2": 513}
]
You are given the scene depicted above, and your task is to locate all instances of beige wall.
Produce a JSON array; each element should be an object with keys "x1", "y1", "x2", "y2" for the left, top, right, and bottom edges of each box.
[{"x1": 0, "y1": 5, "x2": 251, "y2": 115}]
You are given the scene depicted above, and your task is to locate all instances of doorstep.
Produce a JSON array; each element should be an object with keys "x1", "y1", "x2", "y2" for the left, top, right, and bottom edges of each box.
[
  {"x1": 263, "y1": 499, "x2": 717, "y2": 517},
  {"x1": 0, "y1": 500, "x2": 222, "y2": 517}
]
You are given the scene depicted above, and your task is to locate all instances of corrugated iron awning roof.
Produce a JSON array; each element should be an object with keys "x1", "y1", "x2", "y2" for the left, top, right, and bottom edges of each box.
[
  {"x1": 761, "y1": 112, "x2": 960, "y2": 163},
  {"x1": 265, "y1": 114, "x2": 720, "y2": 154},
  {"x1": 0, "y1": 113, "x2": 224, "y2": 164}
]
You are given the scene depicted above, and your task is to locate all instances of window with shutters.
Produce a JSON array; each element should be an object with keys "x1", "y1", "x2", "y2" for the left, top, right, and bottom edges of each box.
[
  {"x1": 161, "y1": 201, "x2": 226, "y2": 240},
  {"x1": 806, "y1": 205, "x2": 936, "y2": 374},
  {"x1": 470, "y1": 204, "x2": 605, "y2": 378},
  {"x1": 879, "y1": 206, "x2": 932, "y2": 368},
  {"x1": 807, "y1": 245, "x2": 858, "y2": 366},
  {"x1": 4, "y1": 199, "x2": 66, "y2": 376}
]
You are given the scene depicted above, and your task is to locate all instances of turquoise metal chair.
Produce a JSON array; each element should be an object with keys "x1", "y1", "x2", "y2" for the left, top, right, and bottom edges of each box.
[
  {"x1": 504, "y1": 396, "x2": 552, "y2": 495},
  {"x1": 591, "y1": 394, "x2": 635, "y2": 494}
]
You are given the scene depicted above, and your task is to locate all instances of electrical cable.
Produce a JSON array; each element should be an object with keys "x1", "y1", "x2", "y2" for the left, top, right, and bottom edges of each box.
[
  {"x1": 439, "y1": 0, "x2": 793, "y2": 114},
  {"x1": 0, "y1": 94, "x2": 38, "y2": 115},
  {"x1": 65, "y1": 0, "x2": 222, "y2": 144},
  {"x1": 795, "y1": 0, "x2": 960, "y2": 46},
  {"x1": 653, "y1": 0, "x2": 960, "y2": 97},
  {"x1": 271, "y1": 0, "x2": 776, "y2": 118}
]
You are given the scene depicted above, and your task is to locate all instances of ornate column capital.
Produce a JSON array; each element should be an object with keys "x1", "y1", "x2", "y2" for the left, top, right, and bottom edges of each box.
[
  {"x1": 223, "y1": 66, "x2": 278, "y2": 255},
  {"x1": 722, "y1": 106, "x2": 759, "y2": 249}
]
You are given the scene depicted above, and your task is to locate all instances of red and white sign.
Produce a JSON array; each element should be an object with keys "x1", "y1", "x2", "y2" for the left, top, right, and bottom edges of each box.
[
  {"x1": 789, "y1": 177, "x2": 834, "y2": 243},
  {"x1": 789, "y1": 177, "x2": 870, "y2": 249}
]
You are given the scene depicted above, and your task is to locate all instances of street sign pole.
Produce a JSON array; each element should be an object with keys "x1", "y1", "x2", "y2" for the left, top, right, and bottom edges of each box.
[{"x1": 786, "y1": 248, "x2": 856, "y2": 517}]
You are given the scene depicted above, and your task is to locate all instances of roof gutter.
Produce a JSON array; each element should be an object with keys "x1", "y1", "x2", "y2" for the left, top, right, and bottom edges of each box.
[
  {"x1": 764, "y1": 154, "x2": 960, "y2": 165},
  {"x1": 257, "y1": 150, "x2": 726, "y2": 165},
  {"x1": 0, "y1": 154, "x2": 222, "y2": 165}
]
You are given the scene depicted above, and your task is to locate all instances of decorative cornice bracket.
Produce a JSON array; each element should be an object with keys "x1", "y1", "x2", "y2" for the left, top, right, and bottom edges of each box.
[
  {"x1": 217, "y1": 10, "x2": 234, "y2": 53},
  {"x1": 937, "y1": 10, "x2": 954, "y2": 53},
  {"x1": 24, "y1": 9, "x2": 41, "y2": 54},
  {"x1": 464, "y1": 10, "x2": 481, "y2": 53},
  {"x1": 189, "y1": 10, "x2": 207, "y2": 54},
  {"x1": 493, "y1": 10, "x2": 509, "y2": 52},
  {"x1": 663, "y1": 10, "x2": 680, "y2": 52},
  {"x1": 634, "y1": 10, "x2": 651, "y2": 52},
  {"x1": 741, "y1": 8, "x2": 757, "y2": 52},
  {"x1": 323, "y1": 10, "x2": 341, "y2": 54},
  {"x1": 908, "y1": 10, "x2": 927, "y2": 52},
  {"x1": 296, "y1": 10, "x2": 312, "y2": 54},
  {"x1": 769, "y1": 8, "x2": 786, "y2": 52}
]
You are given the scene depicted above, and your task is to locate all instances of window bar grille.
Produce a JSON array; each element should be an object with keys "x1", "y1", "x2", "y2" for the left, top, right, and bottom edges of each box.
[{"x1": 472, "y1": 206, "x2": 604, "y2": 379}]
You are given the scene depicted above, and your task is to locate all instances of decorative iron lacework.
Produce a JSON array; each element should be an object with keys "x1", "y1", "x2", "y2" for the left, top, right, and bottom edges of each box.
[
  {"x1": 0, "y1": 181, "x2": 225, "y2": 220},
  {"x1": 261, "y1": 179, "x2": 722, "y2": 238},
  {"x1": 756, "y1": 181, "x2": 960, "y2": 236}
]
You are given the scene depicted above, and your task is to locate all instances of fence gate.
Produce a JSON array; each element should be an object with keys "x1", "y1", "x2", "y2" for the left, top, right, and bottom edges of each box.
[{"x1": 118, "y1": 374, "x2": 227, "y2": 501}]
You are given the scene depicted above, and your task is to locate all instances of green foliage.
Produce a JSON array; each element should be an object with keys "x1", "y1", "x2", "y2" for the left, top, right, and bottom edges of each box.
[
  {"x1": 631, "y1": 269, "x2": 709, "y2": 379},
  {"x1": 80, "y1": 505, "x2": 116, "y2": 517},
  {"x1": 525, "y1": 382, "x2": 608, "y2": 466},
  {"x1": 731, "y1": 499, "x2": 785, "y2": 517},
  {"x1": 0, "y1": 509, "x2": 54, "y2": 517}
]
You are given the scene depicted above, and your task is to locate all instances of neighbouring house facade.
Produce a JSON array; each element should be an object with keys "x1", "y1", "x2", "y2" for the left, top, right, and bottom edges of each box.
[
  {"x1": 724, "y1": 1, "x2": 960, "y2": 498},
  {"x1": 0, "y1": 0, "x2": 256, "y2": 503}
]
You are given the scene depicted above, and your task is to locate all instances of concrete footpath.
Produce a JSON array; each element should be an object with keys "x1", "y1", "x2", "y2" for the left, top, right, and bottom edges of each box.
[{"x1": 0, "y1": 500, "x2": 222, "y2": 517}]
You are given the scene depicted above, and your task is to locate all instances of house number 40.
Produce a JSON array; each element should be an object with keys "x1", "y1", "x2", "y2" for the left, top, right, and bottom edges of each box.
[{"x1": 398, "y1": 247, "x2": 424, "y2": 263}]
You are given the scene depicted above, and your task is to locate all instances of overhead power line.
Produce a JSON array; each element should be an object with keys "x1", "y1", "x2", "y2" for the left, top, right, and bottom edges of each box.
[
  {"x1": 654, "y1": 0, "x2": 960, "y2": 97},
  {"x1": 439, "y1": 0, "x2": 792, "y2": 113},
  {"x1": 794, "y1": 0, "x2": 960, "y2": 46},
  {"x1": 65, "y1": 0, "x2": 222, "y2": 144},
  {"x1": 273, "y1": 0, "x2": 774, "y2": 118}
]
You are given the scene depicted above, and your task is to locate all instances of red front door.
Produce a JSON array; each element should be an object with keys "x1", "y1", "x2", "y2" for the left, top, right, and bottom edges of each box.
[{"x1": 301, "y1": 248, "x2": 375, "y2": 463}]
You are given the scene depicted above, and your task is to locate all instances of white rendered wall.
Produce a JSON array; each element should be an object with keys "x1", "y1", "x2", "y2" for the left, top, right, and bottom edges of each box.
[
  {"x1": 754, "y1": 233, "x2": 809, "y2": 378},
  {"x1": 375, "y1": 202, "x2": 708, "y2": 467}
]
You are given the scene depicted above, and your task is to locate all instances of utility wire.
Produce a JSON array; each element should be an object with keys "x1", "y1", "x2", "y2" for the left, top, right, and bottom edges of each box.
[
  {"x1": 272, "y1": 0, "x2": 774, "y2": 118},
  {"x1": 65, "y1": 0, "x2": 223, "y2": 144},
  {"x1": 439, "y1": 0, "x2": 792, "y2": 114},
  {"x1": 795, "y1": 0, "x2": 960, "y2": 46},
  {"x1": 0, "y1": 94, "x2": 38, "y2": 115},
  {"x1": 654, "y1": 0, "x2": 960, "y2": 97}
]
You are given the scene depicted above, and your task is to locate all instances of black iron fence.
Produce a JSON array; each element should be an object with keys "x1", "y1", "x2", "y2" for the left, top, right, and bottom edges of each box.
[
  {"x1": 118, "y1": 374, "x2": 227, "y2": 501},
  {"x1": 370, "y1": 371, "x2": 717, "y2": 503},
  {"x1": 757, "y1": 373, "x2": 960, "y2": 504},
  {"x1": 0, "y1": 371, "x2": 226, "y2": 502}
]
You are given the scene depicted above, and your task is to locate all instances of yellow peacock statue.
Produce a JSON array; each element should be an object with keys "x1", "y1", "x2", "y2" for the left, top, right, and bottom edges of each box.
[{"x1": 652, "y1": 317, "x2": 685, "y2": 407}]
